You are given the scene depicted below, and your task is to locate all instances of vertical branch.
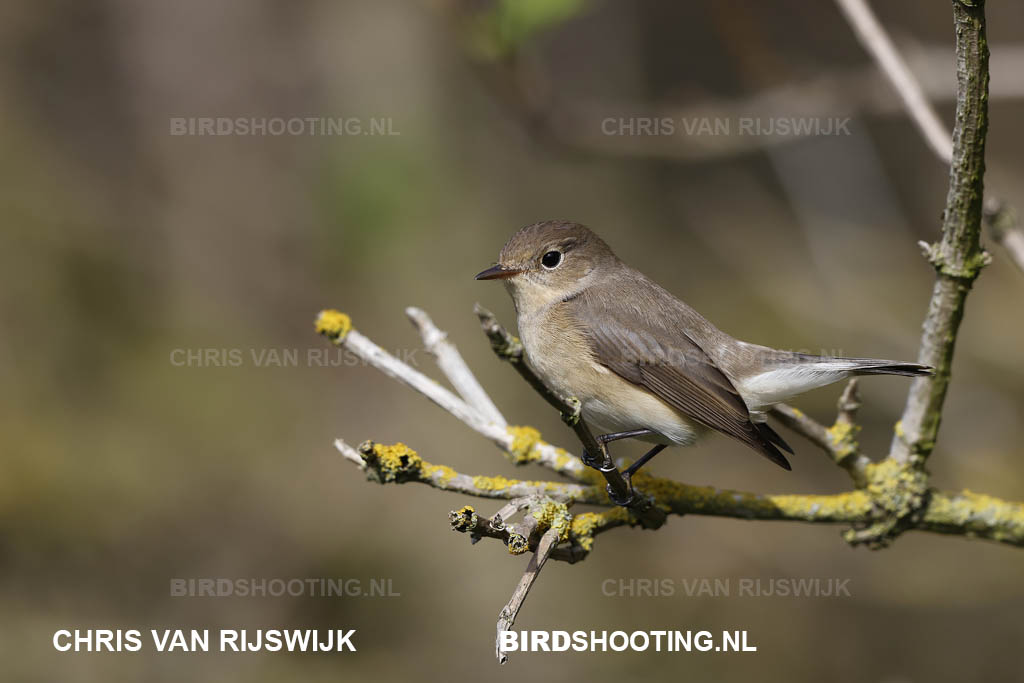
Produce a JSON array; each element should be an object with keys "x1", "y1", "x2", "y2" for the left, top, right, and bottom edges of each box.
[{"x1": 890, "y1": 0, "x2": 991, "y2": 466}]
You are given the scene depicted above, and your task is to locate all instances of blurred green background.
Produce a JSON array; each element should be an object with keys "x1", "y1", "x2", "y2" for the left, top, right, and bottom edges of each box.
[{"x1": 2, "y1": 0, "x2": 1024, "y2": 680}]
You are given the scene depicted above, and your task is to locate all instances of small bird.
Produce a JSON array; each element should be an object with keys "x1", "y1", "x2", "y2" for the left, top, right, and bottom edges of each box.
[{"x1": 476, "y1": 221, "x2": 931, "y2": 501}]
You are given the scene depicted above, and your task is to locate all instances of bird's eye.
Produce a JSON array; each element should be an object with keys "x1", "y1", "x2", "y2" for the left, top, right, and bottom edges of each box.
[{"x1": 541, "y1": 250, "x2": 562, "y2": 269}]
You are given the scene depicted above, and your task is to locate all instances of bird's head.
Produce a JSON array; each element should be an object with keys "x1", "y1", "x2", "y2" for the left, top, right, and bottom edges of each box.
[{"x1": 475, "y1": 220, "x2": 617, "y2": 313}]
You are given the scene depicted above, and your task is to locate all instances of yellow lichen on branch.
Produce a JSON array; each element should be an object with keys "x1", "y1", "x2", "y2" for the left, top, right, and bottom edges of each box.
[
  {"x1": 505, "y1": 426, "x2": 543, "y2": 464},
  {"x1": 358, "y1": 441, "x2": 457, "y2": 487},
  {"x1": 472, "y1": 474, "x2": 517, "y2": 491},
  {"x1": 827, "y1": 420, "x2": 860, "y2": 460},
  {"x1": 923, "y1": 489, "x2": 1024, "y2": 544},
  {"x1": 354, "y1": 440, "x2": 607, "y2": 503},
  {"x1": 341, "y1": 438, "x2": 1024, "y2": 550},
  {"x1": 449, "y1": 505, "x2": 479, "y2": 532},
  {"x1": 315, "y1": 309, "x2": 352, "y2": 341},
  {"x1": 503, "y1": 425, "x2": 586, "y2": 479},
  {"x1": 569, "y1": 509, "x2": 635, "y2": 551},
  {"x1": 529, "y1": 499, "x2": 573, "y2": 542}
]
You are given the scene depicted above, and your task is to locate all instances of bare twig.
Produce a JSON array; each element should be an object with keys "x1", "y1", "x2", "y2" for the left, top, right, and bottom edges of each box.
[
  {"x1": 406, "y1": 306, "x2": 507, "y2": 427},
  {"x1": 334, "y1": 437, "x2": 367, "y2": 469},
  {"x1": 835, "y1": 0, "x2": 1024, "y2": 275},
  {"x1": 489, "y1": 499, "x2": 532, "y2": 531},
  {"x1": 316, "y1": 310, "x2": 588, "y2": 480},
  {"x1": 834, "y1": 0, "x2": 952, "y2": 163},
  {"x1": 771, "y1": 405, "x2": 836, "y2": 457},
  {"x1": 449, "y1": 500, "x2": 590, "y2": 563},
  {"x1": 832, "y1": 380, "x2": 871, "y2": 485},
  {"x1": 836, "y1": 378, "x2": 862, "y2": 425},
  {"x1": 496, "y1": 528, "x2": 559, "y2": 664},
  {"x1": 316, "y1": 312, "x2": 493, "y2": 436}
]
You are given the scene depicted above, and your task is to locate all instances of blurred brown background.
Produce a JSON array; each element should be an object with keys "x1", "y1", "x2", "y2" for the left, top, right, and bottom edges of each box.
[{"x1": 2, "y1": 0, "x2": 1024, "y2": 681}]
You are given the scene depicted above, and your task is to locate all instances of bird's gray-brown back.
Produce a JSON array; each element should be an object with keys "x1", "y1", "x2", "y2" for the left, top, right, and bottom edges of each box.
[{"x1": 560, "y1": 265, "x2": 793, "y2": 469}]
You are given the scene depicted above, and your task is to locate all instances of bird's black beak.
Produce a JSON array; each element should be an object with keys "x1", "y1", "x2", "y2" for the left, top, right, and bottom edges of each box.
[{"x1": 474, "y1": 264, "x2": 523, "y2": 280}]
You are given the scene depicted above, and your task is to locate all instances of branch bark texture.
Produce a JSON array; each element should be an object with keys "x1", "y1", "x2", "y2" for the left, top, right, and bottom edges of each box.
[{"x1": 890, "y1": 0, "x2": 991, "y2": 467}]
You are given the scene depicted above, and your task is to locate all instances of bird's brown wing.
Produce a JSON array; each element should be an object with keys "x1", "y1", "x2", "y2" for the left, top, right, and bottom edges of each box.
[{"x1": 568, "y1": 290, "x2": 791, "y2": 470}]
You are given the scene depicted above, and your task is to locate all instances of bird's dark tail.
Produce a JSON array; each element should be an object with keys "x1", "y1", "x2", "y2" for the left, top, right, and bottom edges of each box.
[
  {"x1": 845, "y1": 360, "x2": 934, "y2": 377},
  {"x1": 750, "y1": 422, "x2": 793, "y2": 470},
  {"x1": 787, "y1": 353, "x2": 934, "y2": 378}
]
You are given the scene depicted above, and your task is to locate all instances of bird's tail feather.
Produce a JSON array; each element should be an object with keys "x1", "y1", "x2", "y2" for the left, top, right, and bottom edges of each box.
[
  {"x1": 757, "y1": 422, "x2": 794, "y2": 454},
  {"x1": 791, "y1": 353, "x2": 933, "y2": 377},
  {"x1": 745, "y1": 355, "x2": 930, "y2": 472},
  {"x1": 743, "y1": 422, "x2": 793, "y2": 470},
  {"x1": 750, "y1": 434, "x2": 792, "y2": 471},
  {"x1": 847, "y1": 360, "x2": 933, "y2": 377}
]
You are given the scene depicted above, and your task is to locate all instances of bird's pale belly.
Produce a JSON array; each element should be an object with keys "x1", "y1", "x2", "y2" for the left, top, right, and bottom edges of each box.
[
  {"x1": 580, "y1": 389, "x2": 707, "y2": 447},
  {"x1": 521, "y1": 321, "x2": 706, "y2": 447}
]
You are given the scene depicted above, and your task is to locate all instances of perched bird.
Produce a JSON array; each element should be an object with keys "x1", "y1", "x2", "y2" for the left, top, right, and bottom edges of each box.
[{"x1": 476, "y1": 220, "x2": 930, "y2": 498}]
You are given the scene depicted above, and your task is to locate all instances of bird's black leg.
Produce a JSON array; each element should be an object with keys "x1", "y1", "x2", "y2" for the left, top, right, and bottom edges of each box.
[
  {"x1": 580, "y1": 429, "x2": 655, "y2": 469},
  {"x1": 579, "y1": 429, "x2": 660, "y2": 507},
  {"x1": 604, "y1": 444, "x2": 668, "y2": 507},
  {"x1": 623, "y1": 444, "x2": 667, "y2": 480}
]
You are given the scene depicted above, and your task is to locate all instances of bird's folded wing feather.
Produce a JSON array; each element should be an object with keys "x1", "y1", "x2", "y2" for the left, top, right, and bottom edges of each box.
[{"x1": 568, "y1": 290, "x2": 791, "y2": 470}]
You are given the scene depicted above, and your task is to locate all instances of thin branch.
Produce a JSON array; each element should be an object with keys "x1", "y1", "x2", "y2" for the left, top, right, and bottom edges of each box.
[
  {"x1": 406, "y1": 306, "x2": 507, "y2": 427},
  {"x1": 836, "y1": 377, "x2": 862, "y2": 425},
  {"x1": 317, "y1": 309, "x2": 589, "y2": 480},
  {"x1": 496, "y1": 528, "x2": 559, "y2": 664},
  {"x1": 890, "y1": 0, "x2": 991, "y2": 467},
  {"x1": 835, "y1": 0, "x2": 1024, "y2": 275},
  {"x1": 488, "y1": 499, "x2": 533, "y2": 532},
  {"x1": 334, "y1": 438, "x2": 366, "y2": 468},
  {"x1": 771, "y1": 405, "x2": 837, "y2": 457},
  {"x1": 834, "y1": 0, "x2": 952, "y2": 163},
  {"x1": 334, "y1": 438, "x2": 603, "y2": 503},
  {"x1": 316, "y1": 312, "x2": 493, "y2": 437},
  {"x1": 831, "y1": 380, "x2": 871, "y2": 485},
  {"x1": 449, "y1": 500, "x2": 592, "y2": 563},
  {"x1": 918, "y1": 489, "x2": 1024, "y2": 543}
]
